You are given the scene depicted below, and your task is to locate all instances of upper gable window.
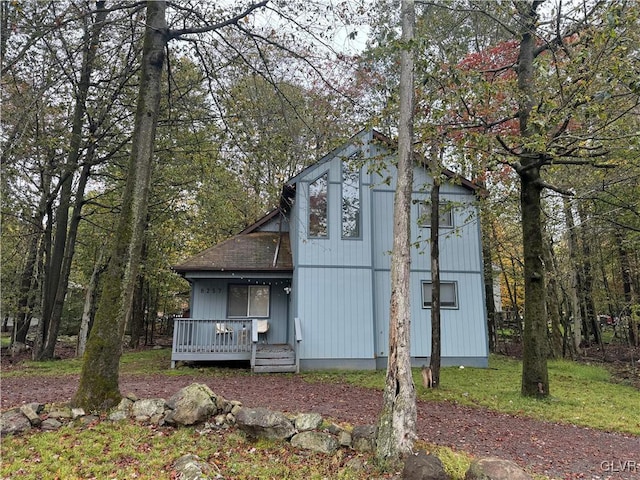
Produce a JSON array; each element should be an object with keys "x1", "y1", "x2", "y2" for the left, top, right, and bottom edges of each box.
[
  {"x1": 418, "y1": 201, "x2": 454, "y2": 228},
  {"x1": 309, "y1": 173, "x2": 328, "y2": 238},
  {"x1": 341, "y1": 157, "x2": 361, "y2": 238}
]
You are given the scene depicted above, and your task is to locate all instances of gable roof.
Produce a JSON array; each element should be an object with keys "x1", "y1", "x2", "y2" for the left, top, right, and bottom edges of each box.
[
  {"x1": 173, "y1": 232, "x2": 292, "y2": 274},
  {"x1": 173, "y1": 128, "x2": 481, "y2": 274},
  {"x1": 281, "y1": 129, "x2": 480, "y2": 196}
]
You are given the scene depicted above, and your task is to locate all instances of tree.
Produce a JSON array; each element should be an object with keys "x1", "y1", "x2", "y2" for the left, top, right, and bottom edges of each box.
[
  {"x1": 375, "y1": 0, "x2": 417, "y2": 466},
  {"x1": 34, "y1": 1, "x2": 109, "y2": 360},
  {"x1": 419, "y1": 0, "x2": 640, "y2": 397},
  {"x1": 73, "y1": 0, "x2": 169, "y2": 410}
]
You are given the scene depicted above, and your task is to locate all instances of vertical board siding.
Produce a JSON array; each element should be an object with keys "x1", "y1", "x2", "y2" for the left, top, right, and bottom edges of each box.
[
  {"x1": 296, "y1": 267, "x2": 374, "y2": 359},
  {"x1": 373, "y1": 271, "x2": 487, "y2": 359}
]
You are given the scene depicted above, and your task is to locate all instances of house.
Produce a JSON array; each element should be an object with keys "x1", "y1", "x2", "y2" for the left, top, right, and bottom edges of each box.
[{"x1": 171, "y1": 129, "x2": 489, "y2": 372}]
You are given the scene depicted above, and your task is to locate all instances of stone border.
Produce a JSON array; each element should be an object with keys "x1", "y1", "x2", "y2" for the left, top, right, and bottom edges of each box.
[{"x1": 1, "y1": 382, "x2": 532, "y2": 479}]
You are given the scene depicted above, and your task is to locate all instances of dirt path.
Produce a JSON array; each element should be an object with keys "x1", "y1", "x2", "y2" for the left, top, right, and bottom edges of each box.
[{"x1": 2, "y1": 372, "x2": 638, "y2": 479}]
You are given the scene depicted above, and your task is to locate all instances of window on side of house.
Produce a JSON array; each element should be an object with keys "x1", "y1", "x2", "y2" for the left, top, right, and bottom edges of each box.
[
  {"x1": 341, "y1": 157, "x2": 361, "y2": 238},
  {"x1": 309, "y1": 172, "x2": 328, "y2": 238},
  {"x1": 422, "y1": 281, "x2": 458, "y2": 309},
  {"x1": 418, "y1": 201, "x2": 454, "y2": 228},
  {"x1": 228, "y1": 285, "x2": 270, "y2": 317}
]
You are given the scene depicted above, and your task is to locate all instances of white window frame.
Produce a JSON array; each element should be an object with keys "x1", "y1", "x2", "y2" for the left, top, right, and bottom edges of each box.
[{"x1": 422, "y1": 281, "x2": 459, "y2": 309}]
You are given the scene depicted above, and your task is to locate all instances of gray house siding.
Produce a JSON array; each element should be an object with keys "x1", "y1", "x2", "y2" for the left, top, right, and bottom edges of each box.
[
  {"x1": 289, "y1": 130, "x2": 488, "y2": 368},
  {"x1": 174, "y1": 129, "x2": 488, "y2": 370}
]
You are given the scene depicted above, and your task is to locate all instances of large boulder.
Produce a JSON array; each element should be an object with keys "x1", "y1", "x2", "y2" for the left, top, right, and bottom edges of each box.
[
  {"x1": 0, "y1": 409, "x2": 31, "y2": 436},
  {"x1": 290, "y1": 431, "x2": 339, "y2": 454},
  {"x1": 235, "y1": 407, "x2": 296, "y2": 440},
  {"x1": 402, "y1": 451, "x2": 450, "y2": 480},
  {"x1": 166, "y1": 383, "x2": 220, "y2": 426},
  {"x1": 464, "y1": 457, "x2": 532, "y2": 480}
]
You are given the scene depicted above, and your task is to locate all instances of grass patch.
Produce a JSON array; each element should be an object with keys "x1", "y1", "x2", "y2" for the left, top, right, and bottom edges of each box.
[
  {"x1": 0, "y1": 422, "x2": 380, "y2": 480},
  {"x1": 302, "y1": 355, "x2": 640, "y2": 436}
]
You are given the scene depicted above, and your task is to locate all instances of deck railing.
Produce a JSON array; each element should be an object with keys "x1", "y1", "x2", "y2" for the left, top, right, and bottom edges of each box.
[{"x1": 172, "y1": 318, "x2": 251, "y2": 358}]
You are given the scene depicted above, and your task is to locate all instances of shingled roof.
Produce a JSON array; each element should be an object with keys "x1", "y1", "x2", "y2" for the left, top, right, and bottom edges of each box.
[{"x1": 173, "y1": 232, "x2": 292, "y2": 273}]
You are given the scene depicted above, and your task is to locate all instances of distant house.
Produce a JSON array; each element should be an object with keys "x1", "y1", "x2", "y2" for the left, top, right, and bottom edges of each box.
[{"x1": 172, "y1": 129, "x2": 489, "y2": 372}]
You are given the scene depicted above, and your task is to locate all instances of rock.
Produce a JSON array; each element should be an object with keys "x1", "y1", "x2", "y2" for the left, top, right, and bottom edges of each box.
[
  {"x1": 402, "y1": 451, "x2": 450, "y2": 480},
  {"x1": 173, "y1": 453, "x2": 220, "y2": 480},
  {"x1": 235, "y1": 407, "x2": 296, "y2": 440},
  {"x1": 107, "y1": 410, "x2": 129, "y2": 421},
  {"x1": 71, "y1": 408, "x2": 85, "y2": 420},
  {"x1": 291, "y1": 431, "x2": 339, "y2": 454},
  {"x1": 230, "y1": 402, "x2": 242, "y2": 416},
  {"x1": 338, "y1": 429, "x2": 352, "y2": 447},
  {"x1": 351, "y1": 425, "x2": 377, "y2": 452},
  {"x1": 464, "y1": 457, "x2": 532, "y2": 480},
  {"x1": 20, "y1": 403, "x2": 43, "y2": 426},
  {"x1": 132, "y1": 398, "x2": 166, "y2": 422},
  {"x1": 108, "y1": 397, "x2": 134, "y2": 421},
  {"x1": 125, "y1": 392, "x2": 139, "y2": 402},
  {"x1": 295, "y1": 412, "x2": 323, "y2": 431},
  {"x1": 166, "y1": 383, "x2": 220, "y2": 426},
  {"x1": 41, "y1": 417, "x2": 63, "y2": 431},
  {"x1": 1, "y1": 409, "x2": 32, "y2": 435},
  {"x1": 48, "y1": 407, "x2": 72, "y2": 419}
]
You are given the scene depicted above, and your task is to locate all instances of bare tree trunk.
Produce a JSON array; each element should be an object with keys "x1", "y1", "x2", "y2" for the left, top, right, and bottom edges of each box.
[
  {"x1": 12, "y1": 214, "x2": 42, "y2": 346},
  {"x1": 482, "y1": 214, "x2": 497, "y2": 353},
  {"x1": 428, "y1": 144, "x2": 442, "y2": 387},
  {"x1": 516, "y1": 1, "x2": 549, "y2": 398},
  {"x1": 36, "y1": 1, "x2": 108, "y2": 360},
  {"x1": 73, "y1": 0, "x2": 167, "y2": 411},
  {"x1": 577, "y1": 203, "x2": 602, "y2": 350},
  {"x1": 376, "y1": 0, "x2": 417, "y2": 466},
  {"x1": 76, "y1": 249, "x2": 106, "y2": 357},
  {"x1": 563, "y1": 197, "x2": 583, "y2": 354},
  {"x1": 543, "y1": 235, "x2": 563, "y2": 358}
]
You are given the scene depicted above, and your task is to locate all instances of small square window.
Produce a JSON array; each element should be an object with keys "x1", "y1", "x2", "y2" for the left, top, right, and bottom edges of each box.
[
  {"x1": 422, "y1": 281, "x2": 458, "y2": 309},
  {"x1": 418, "y1": 201, "x2": 453, "y2": 228}
]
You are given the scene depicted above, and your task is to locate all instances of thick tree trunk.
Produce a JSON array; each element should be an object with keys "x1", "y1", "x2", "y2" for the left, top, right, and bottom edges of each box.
[
  {"x1": 516, "y1": 0, "x2": 549, "y2": 398},
  {"x1": 72, "y1": 0, "x2": 167, "y2": 411},
  {"x1": 376, "y1": 0, "x2": 417, "y2": 466}
]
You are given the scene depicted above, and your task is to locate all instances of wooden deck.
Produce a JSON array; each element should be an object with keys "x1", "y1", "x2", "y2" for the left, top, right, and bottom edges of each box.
[{"x1": 171, "y1": 318, "x2": 300, "y2": 373}]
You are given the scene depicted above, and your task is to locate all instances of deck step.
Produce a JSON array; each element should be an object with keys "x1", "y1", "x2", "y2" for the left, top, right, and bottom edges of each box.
[
  {"x1": 252, "y1": 344, "x2": 296, "y2": 373},
  {"x1": 253, "y1": 364, "x2": 297, "y2": 373}
]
